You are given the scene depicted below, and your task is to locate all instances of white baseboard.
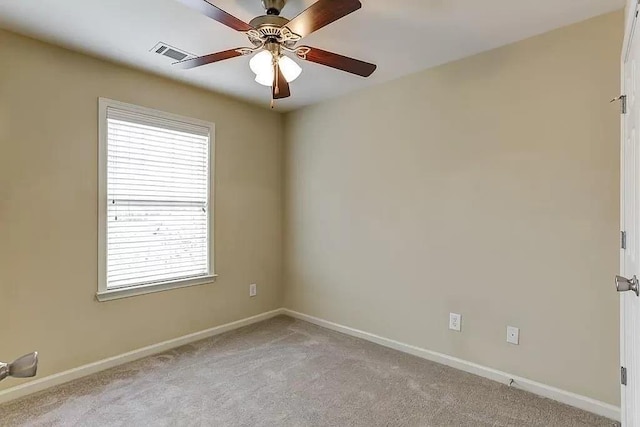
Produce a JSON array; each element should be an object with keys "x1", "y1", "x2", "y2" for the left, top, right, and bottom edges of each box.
[
  {"x1": 0, "y1": 307, "x2": 621, "y2": 422},
  {"x1": 0, "y1": 308, "x2": 285, "y2": 405},
  {"x1": 282, "y1": 309, "x2": 621, "y2": 422}
]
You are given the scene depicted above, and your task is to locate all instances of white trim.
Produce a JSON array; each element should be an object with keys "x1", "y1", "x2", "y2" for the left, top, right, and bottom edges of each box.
[
  {"x1": 621, "y1": 16, "x2": 629, "y2": 426},
  {"x1": 623, "y1": 0, "x2": 639, "y2": 62},
  {"x1": 0, "y1": 308, "x2": 620, "y2": 421},
  {"x1": 98, "y1": 98, "x2": 108, "y2": 298},
  {"x1": 98, "y1": 98, "x2": 216, "y2": 131},
  {"x1": 97, "y1": 98, "x2": 216, "y2": 301},
  {"x1": 95, "y1": 274, "x2": 219, "y2": 301},
  {"x1": 621, "y1": 4, "x2": 638, "y2": 424},
  {"x1": 0, "y1": 309, "x2": 284, "y2": 405},
  {"x1": 282, "y1": 309, "x2": 621, "y2": 422}
]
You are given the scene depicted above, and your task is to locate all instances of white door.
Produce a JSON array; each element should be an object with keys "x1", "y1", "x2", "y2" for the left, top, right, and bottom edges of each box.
[{"x1": 620, "y1": 2, "x2": 640, "y2": 425}]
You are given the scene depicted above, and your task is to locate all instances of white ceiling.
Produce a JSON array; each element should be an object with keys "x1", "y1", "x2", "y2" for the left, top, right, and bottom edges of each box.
[{"x1": 0, "y1": 0, "x2": 624, "y2": 111}]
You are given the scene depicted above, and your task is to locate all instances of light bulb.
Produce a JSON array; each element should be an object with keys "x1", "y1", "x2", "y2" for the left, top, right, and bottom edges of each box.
[
  {"x1": 249, "y1": 50, "x2": 273, "y2": 76},
  {"x1": 279, "y1": 55, "x2": 302, "y2": 83}
]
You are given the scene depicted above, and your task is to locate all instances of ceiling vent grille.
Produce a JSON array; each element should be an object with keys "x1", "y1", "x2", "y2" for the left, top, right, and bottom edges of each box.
[{"x1": 150, "y1": 43, "x2": 194, "y2": 62}]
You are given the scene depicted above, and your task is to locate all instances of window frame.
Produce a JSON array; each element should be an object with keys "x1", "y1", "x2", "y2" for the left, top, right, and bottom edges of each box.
[{"x1": 97, "y1": 98, "x2": 216, "y2": 302}]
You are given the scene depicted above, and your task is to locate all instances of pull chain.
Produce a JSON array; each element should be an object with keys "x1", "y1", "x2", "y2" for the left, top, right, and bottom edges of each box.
[
  {"x1": 274, "y1": 61, "x2": 280, "y2": 96},
  {"x1": 271, "y1": 56, "x2": 279, "y2": 109}
]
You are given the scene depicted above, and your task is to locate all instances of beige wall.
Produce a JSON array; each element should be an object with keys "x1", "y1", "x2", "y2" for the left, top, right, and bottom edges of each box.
[
  {"x1": 284, "y1": 11, "x2": 623, "y2": 405},
  {"x1": 0, "y1": 10, "x2": 624, "y2": 406},
  {"x1": 0, "y1": 30, "x2": 283, "y2": 391}
]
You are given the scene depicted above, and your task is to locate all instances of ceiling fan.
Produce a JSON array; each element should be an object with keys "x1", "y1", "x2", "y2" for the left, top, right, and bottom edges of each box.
[{"x1": 175, "y1": 0, "x2": 377, "y2": 105}]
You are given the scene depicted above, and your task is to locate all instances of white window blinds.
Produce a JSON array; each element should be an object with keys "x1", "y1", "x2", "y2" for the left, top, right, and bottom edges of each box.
[{"x1": 104, "y1": 106, "x2": 211, "y2": 290}]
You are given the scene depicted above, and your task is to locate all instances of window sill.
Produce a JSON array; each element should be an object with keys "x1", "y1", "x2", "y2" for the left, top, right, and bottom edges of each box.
[{"x1": 96, "y1": 274, "x2": 218, "y2": 302}]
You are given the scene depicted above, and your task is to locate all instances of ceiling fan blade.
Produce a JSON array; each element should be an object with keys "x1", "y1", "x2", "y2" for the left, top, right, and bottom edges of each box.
[
  {"x1": 285, "y1": 0, "x2": 361, "y2": 39},
  {"x1": 272, "y1": 63, "x2": 291, "y2": 99},
  {"x1": 298, "y1": 47, "x2": 376, "y2": 77},
  {"x1": 177, "y1": 0, "x2": 253, "y2": 32},
  {"x1": 175, "y1": 49, "x2": 245, "y2": 69}
]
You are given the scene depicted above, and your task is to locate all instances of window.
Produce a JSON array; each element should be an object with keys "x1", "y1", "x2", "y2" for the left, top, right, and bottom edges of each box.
[{"x1": 97, "y1": 98, "x2": 215, "y2": 301}]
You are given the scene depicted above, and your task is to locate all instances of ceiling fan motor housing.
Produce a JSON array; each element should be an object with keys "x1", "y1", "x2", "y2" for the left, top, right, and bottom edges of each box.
[
  {"x1": 247, "y1": 15, "x2": 299, "y2": 48},
  {"x1": 262, "y1": 0, "x2": 286, "y2": 15}
]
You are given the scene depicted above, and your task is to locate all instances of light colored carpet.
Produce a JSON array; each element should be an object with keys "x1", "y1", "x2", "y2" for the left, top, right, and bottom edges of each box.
[{"x1": 0, "y1": 316, "x2": 616, "y2": 426}]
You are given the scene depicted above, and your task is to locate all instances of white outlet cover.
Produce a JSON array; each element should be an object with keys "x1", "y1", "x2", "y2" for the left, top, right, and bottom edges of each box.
[
  {"x1": 449, "y1": 313, "x2": 461, "y2": 332},
  {"x1": 507, "y1": 326, "x2": 519, "y2": 345},
  {"x1": 249, "y1": 284, "x2": 257, "y2": 297}
]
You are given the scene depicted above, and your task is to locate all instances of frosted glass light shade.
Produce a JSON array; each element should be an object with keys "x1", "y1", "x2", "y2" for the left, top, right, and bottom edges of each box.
[
  {"x1": 255, "y1": 69, "x2": 274, "y2": 87},
  {"x1": 279, "y1": 56, "x2": 302, "y2": 83},
  {"x1": 249, "y1": 51, "x2": 273, "y2": 76},
  {"x1": 250, "y1": 51, "x2": 303, "y2": 86}
]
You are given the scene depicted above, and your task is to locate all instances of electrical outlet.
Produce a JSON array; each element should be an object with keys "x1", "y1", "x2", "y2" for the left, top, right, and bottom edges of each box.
[
  {"x1": 507, "y1": 326, "x2": 519, "y2": 345},
  {"x1": 249, "y1": 283, "x2": 257, "y2": 297},
  {"x1": 449, "y1": 313, "x2": 461, "y2": 332}
]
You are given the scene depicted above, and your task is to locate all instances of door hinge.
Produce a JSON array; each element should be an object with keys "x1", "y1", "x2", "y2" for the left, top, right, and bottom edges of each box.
[
  {"x1": 611, "y1": 95, "x2": 627, "y2": 114},
  {"x1": 622, "y1": 366, "x2": 627, "y2": 386},
  {"x1": 622, "y1": 231, "x2": 627, "y2": 250}
]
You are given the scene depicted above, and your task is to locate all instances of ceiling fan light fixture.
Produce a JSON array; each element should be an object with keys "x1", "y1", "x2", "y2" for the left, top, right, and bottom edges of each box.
[
  {"x1": 255, "y1": 69, "x2": 275, "y2": 86},
  {"x1": 249, "y1": 50, "x2": 274, "y2": 76},
  {"x1": 279, "y1": 55, "x2": 302, "y2": 83},
  {"x1": 251, "y1": 51, "x2": 302, "y2": 86}
]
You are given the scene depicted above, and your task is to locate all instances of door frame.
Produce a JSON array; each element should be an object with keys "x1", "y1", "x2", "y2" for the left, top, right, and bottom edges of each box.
[{"x1": 621, "y1": 2, "x2": 640, "y2": 425}]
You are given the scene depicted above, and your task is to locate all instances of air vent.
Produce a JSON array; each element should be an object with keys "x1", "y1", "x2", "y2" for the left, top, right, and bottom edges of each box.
[{"x1": 150, "y1": 42, "x2": 194, "y2": 62}]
